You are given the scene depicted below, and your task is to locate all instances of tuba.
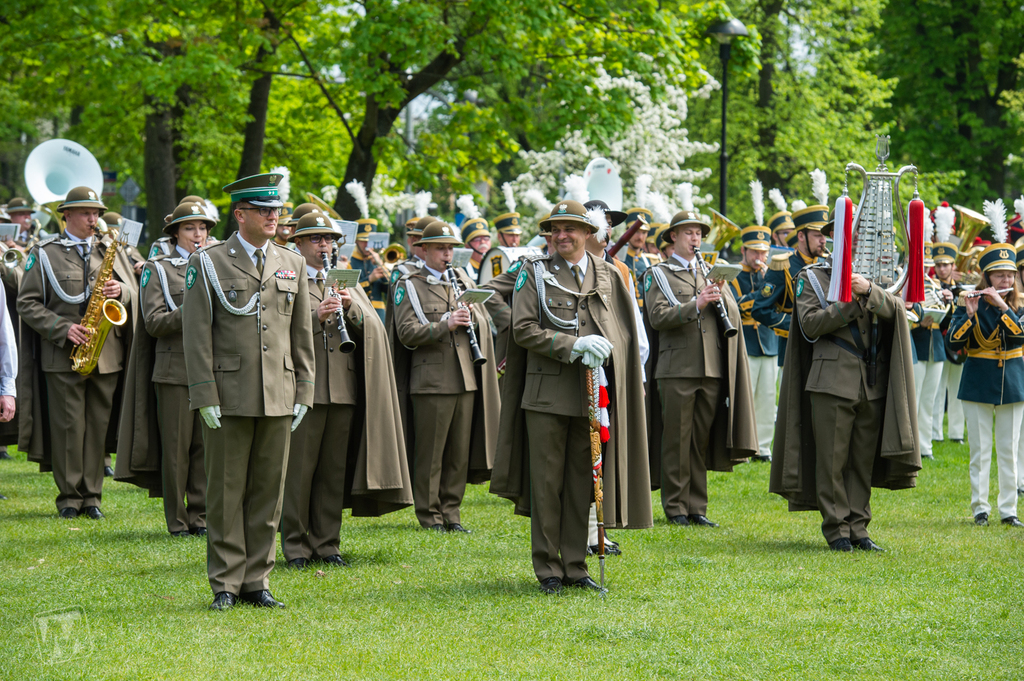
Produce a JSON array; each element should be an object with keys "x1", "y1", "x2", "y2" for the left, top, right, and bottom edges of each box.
[
  {"x1": 381, "y1": 243, "x2": 407, "y2": 269},
  {"x1": 952, "y1": 205, "x2": 989, "y2": 282},
  {"x1": 843, "y1": 135, "x2": 918, "y2": 293}
]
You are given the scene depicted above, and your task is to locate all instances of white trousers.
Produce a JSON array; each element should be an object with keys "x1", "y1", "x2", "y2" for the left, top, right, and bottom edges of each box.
[
  {"x1": 963, "y1": 401, "x2": 1022, "y2": 520},
  {"x1": 747, "y1": 355, "x2": 778, "y2": 458},
  {"x1": 1017, "y1": 410, "x2": 1024, "y2": 491},
  {"x1": 913, "y1": 360, "x2": 944, "y2": 457},
  {"x1": 588, "y1": 504, "x2": 614, "y2": 546},
  {"x1": 941, "y1": 363, "x2": 966, "y2": 440},
  {"x1": 931, "y1": 363, "x2": 948, "y2": 441}
]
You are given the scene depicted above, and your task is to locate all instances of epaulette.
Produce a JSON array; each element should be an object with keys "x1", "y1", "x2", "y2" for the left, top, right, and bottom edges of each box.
[
  {"x1": 38, "y1": 234, "x2": 61, "y2": 248},
  {"x1": 194, "y1": 240, "x2": 223, "y2": 255},
  {"x1": 768, "y1": 254, "x2": 789, "y2": 271},
  {"x1": 526, "y1": 253, "x2": 552, "y2": 263}
]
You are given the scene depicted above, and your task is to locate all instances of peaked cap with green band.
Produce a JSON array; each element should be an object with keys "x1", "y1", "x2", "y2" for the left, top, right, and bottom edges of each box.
[
  {"x1": 768, "y1": 211, "x2": 794, "y2": 233},
  {"x1": 165, "y1": 201, "x2": 216, "y2": 235},
  {"x1": 288, "y1": 211, "x2": 337, "y2": 241},
  {"x1": 222, "y1": 172, "x2": 283, "y2": 207},
  {"x1": 666, "y1": 210, "x2": 710, "y2": 240},
  {"x1": 57, "y1": 186, "x2": 107, "y2": 213},
  {"x1": 792, "y1": 205, "x2": 829, "y2": 232},
  {"x1": 355, "y1": 218, "x2": 378, "y2": 241},
  {"x1": 419, "y1": 221, "x2": 463, "y2": 245},
  {"x1": 494, "y1": 212, "x2": 522, "y2": 235},
  {"x1": 538, "y1": 200, "x2": 596, "y2": 233},
  {"x1": 625, "y1": 208, "x2": 653, "y2": 229},
  {"x1": 286, "y1": 202, "x2": 321, "y2": 226},
  {"x1": 6, "y1": 197, "x2": 33, "y2": 214},
  {"x1": 461, "y1": 217, "x2": 490, "y2": 243}
]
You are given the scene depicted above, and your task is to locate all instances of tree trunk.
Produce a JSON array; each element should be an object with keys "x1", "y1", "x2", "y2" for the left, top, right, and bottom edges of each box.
[
  {"x1": 143, "y1": 95, "x2": 178, "y2": 242},
  {"x1": 754, "y1": 0, "x2": 787, "y2": 191},
  {"x1": 236, "y1": 71, "x2": 274, "y2": 179},
  {"x1": 334, "y1": 97, "x2": 402, "y2": 220}
]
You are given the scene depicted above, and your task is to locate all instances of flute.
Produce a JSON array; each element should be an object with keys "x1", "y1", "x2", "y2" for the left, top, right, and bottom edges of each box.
[
  {"x1": 321, "y1": 253, "x2": 356, "y2": 354},
  {"x1": 961, "y1": 288, "x2": 1013, "y2": 298}
]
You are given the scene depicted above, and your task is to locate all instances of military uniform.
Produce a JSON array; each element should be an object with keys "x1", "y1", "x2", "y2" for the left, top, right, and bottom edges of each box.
[
  {"x1": 351, "y1": 218, "x2": 388, "y2": 323},
  {"x1": 909, "y1": 276, "x2": 949, "y2": 459},
  {"x1": 751, "y1": 249, "x2": 820, "y2": 367},
  {"x1": 182, "y1": 174, "x2": 315, "y2": 603},
  {"x1": 16, "y1": 187, "x2": 137, "y2": 515},
  {"x1": 620, "y1": 208, "x2": 653, "y2": 310},
  {"x1": 461, "y1": 217, "x2": 490, "y2": 284},
  {"x1": 932, "y1": 254, "x2": 967, "y2": 442}
]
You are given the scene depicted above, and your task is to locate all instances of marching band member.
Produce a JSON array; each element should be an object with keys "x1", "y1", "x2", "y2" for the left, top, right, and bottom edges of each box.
[
  {"x1": 460, "y1": 216, "x2": 491, "y2": 284},
  {"x1": 496, "y1": 184, "x2": 523, "y2": 248},
  {"x1": 6, "y1": 197, "x2": 37, "y2": 249},
  {"x1": 116, "y1": 201, "x2": 212, "y2": 536},
  {"x1": 281, "y1": 212, "x2": 412, "y2": 568},
  {"x1": 621, "y1": 207, "x2": 653, "y2": 310},
  {"x1": 767, "y1": 189, "x2": 794, "y2": 249},
  {"x1": 730, "y1": 188, "x2": 778, "y2": 463},
  {"x1": 182, "y1": 172, "x2": 315, "y2": 610},
  {"x1": 1018, "y1": 241, "x2": 1024, "y2": 498},
  {"x1": 17, "y1": 186, "x2": 138, "y2": 519},
  {"x1": 947, "y1": 205, "x2": 1024, "y2": 529},
  {"x1": 644, "y1": 208, "x2": 757, "y2": 528},
  {"x1": 771, "y1": 213, "x2": 920, "y2": 551},
  {"x1": 390, "y1": 221, "x2": 500, "y2": 532},
  {"x1": 491, "y1": 199, "x2": 650, "y2": 594},
  {"x1": 930, "y1": 206, "x2": 966, "y2": 444},
  {"x1": 345, "y1": 181, "x2": 388, "y2": 323}
]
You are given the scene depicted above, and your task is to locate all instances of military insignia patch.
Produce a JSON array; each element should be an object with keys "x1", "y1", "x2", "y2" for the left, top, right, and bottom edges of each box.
[
  {"x1": 644, "y1": 272, "x2": 652, "y2": 292},
  {"x1": 760, "y1": 283, "x2": 774, "y2": 297},
  {"x1": 515, "y1": 267, "x2": 528, "y2": 292},
  {"x1": 274, "y1": 270, "x2": 296, "y2": 280},
  {"x1": 492, "y1": 256, "x2": 502, "y2": 277},
  {"x1": 796, "y1": 279, "x2": 804, "y2": 297},
  {"x1": 149, "y1": 243, "x2": 162, "y2": 259},
  {"x1": 186, "y1": 266, "x2": 197, "y2": 289},
  {"x1": 25, "y1": 252, "x2": 36, "y2": 272},
  {"x1": 140, "y1": 268, "x2": 151, "y2": 288},
  {"x1": 394, "y1": 285, "x2": 406, "y2": 306},
  {"x1": 508, "y1": 260, "x2": 522, "y2": 275},
  {"x1": 391, "y1": 269, "x2": 401, "y2": 284}
]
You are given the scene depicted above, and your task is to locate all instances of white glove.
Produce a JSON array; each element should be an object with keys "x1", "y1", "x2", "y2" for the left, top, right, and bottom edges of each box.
[
  {"x1": 291, "y1": 404, "x2": 309, "y2": 432},
  {"x1": 573, "y1": 335, "x2": 614, "y2": 363},
  {"x1": 581, "y1": 350, "x2": 603, "y2": 369},
  {"x1": 200, "y1": 405, "x2": 222, "y2": 430}
]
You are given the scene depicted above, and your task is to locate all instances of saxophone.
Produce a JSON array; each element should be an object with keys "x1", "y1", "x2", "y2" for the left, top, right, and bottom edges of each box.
[{"x1": 70, "y1": 236, "x2": 129, "y2": 375}]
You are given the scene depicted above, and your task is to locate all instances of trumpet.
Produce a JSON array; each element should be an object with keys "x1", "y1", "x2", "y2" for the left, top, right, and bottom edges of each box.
[
  {"x1": 2, "y1": 247, "x2": 24, "y2": 269},
  {"x1": 444, "y1": 263, "x2": 486, "y2": 366},
  {"x1": 694, "y1": 246, "x2": 738, "y2": 338},
  {"x1": 321, "y1": 253, "x2": 356, "y2": 354}
]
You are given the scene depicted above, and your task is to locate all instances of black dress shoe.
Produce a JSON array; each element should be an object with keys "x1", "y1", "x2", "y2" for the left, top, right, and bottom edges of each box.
[
  {"x1": 921, "y1": 453, "x2": 935, "y2": 460},
  {"x1": 587, "y1": 543, "x2": 622, "y2": 556},
  {"x1": 0, "y1": 493, "x2": 7, "y2": 500},
  {"x1": 427, "y1": 523, "x2": 446, "y2": 532},
  {"x1": 209, "y1": 592, "x2": 237, "y2": 611},
  {"x1": 975, "y1": 512, "x2": 989, "y2": 526},
  {"x1": 1001, "y1": 516, "x2": 1024, "y2": 528},
  {"x1": 81, "y1": 506, "x2": 105, "y2": 520},
  {"x1": 319, "y1": 554, "x2": 350, "y2": 567},
  {"x1": 104, "y1": 466, "x2": 114, "y2": 478},
  {"x1": 951, "y1": 438, "x2": 964, "y2": 444},
  {"x1": 687, "y1": 514, "x2": 719, "y2": 527},
  {"x1": 0, "y1": 450, "x2": 11, "y2": 460},
  {"x1": 751, "y1": 454, "x2": 772, "y2": 463},
  {"x1": 667, "y1": 515, "x2": 690, "y2": 526},
  {"x1": 853, "y1": 537, "x2": 885, "y2": 552},
  {"x1": 539, "y1": 577, "x2": 562, "y2": 595},
  {"x1": 287, "y1": 557, "x2": 310, "y2": 569},
  {"x1": 191, "y1": 527, "x2": 207, "y2": 537},
  {"x1": 828, "y1": 538, "x2": 853, "y2": 552},
  {"x1": 59, "y1": 507, "x2": 79, "y2": 519},
  {"x1": 445, "y1": 522, "x2": 471, "y2": 533},
  {"x1": 568, "y1": 576, "x2": 607, "y2": 593},
  {"x1": 1018, "y1": 488, "x2": 1024, "y2": 498},
  {"x1": 170, "y1": 530, "x2": 191, "y2": 538},
  {"x1": 239, "y1": 590, "x2": 284, "y2": 608}
]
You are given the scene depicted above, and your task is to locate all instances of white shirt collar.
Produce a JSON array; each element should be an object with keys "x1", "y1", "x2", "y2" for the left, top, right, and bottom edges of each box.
[
  {"x1": 306, "y1": 264, "x2": 323, "y2": 280},
  {"x1": 425, "y1": 264, "x2": 446, "y2": 281},
  {"x1": 563, "y1": 252, "x2": 588, "y2": 277},
  {"x1": 175, "y1": 245, "x2": 192, "y2": 260},
  {"x1": 672, "y1": 253, "x2": 697, "y2": 270},
  {"x1": 235, "y1": 231, "x2": 268, "y2": 265},
  {"x1": 65, "y1": 231, "x2": 88, "y2": 244}
]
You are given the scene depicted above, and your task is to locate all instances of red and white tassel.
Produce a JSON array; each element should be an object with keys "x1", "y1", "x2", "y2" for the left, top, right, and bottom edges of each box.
[
  {"x1": 598, "y1": 366, "x2": 610, "y2": 444},
  {"x1": 828, "y1": 195, "x2": 854, "y2": 302},
  {"x1": 905, "y1": 197, "x2": 926, "y2": 303}
]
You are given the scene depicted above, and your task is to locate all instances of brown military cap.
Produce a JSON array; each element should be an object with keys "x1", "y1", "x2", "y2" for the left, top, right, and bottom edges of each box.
[
  {"x1": 164, "y1": 201, "x2": 217, "y2": 235},
  {"x1": 57, "y1": 186, "x2": 107, "y2": 213}
]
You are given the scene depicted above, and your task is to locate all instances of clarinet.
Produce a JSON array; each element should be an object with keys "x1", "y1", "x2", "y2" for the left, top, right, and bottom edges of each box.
[
  {"x1": 693, "y1": 247, "x2": 738, "y2": 338},
  {"x1": 444, "y1": 263, "x2": 487, "y2": 366},
  {"x1": 321, "y1": 253, "x2": 356, "y2": 354}
]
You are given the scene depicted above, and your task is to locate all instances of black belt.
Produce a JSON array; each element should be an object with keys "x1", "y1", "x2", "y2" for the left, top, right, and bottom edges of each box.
[{"x1": 822, "y1": 334, "x2": 889, "y2": 364}]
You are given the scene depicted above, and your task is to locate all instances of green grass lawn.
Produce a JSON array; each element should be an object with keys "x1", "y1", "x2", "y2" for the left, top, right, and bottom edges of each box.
[{"x1": 1, "y1": 435, "x2": 1022, "y2": 680}]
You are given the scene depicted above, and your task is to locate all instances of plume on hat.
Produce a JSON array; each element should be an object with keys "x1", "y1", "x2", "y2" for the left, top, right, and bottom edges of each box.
[
  {"x1": 768, "y1": 188, "x2": 787, "y2": 212},
  {"x1": 1014, "y1": 195, "x2": 1024, "y2": 221},
  {"x1": 345, "y1": 180, "x2": 369, "y2": 219},
  {"x1": 676, "y1": 183, "x2": 694, "y2": 213},
  {"x1": 749, "y1": 180, "x2": 764, "y2": 226},
  {"x1": 523, "y1": 189, "x2": 553, "y2": 215},
  {"x1": 810, "y1": 169, "x2": 828, "y2": 206},
  {"x1": 635, "y1": 174, "x2": 652, "y2": 208},
  {"x1": 564, "y1": 174, "x2": 589, "y2": 203},
  {"x1": 586, "y1": 205, "x2": 608, "y2": 243},
  {"x1": 923, "y1": 205, "x2": 934, "y2": 242},
  {"x1": 984, "y1": 198, "x2": 1008, "y2": 244},
  {"x1": 456, "y1": 194, "x2": 481, "y2": 220},
  {"x1": 271, "y1": 166, "x2": 290, "y2": 204},
  {"x1": 650, "y1": 192, "x2": 673, "y2": 224},
  {"x1": 934, "y1": 204, "x2": 955, "y2": 243},
  {"x1": 204, "y1": 199, "x2": 220, "y2": 223},
  {"x1": 502, "y1": 182, "x2": 517, "y2": 213},
  {"x1": 791, "y1": 199, "x2": 807, "y2": 212},
  {"x1": 413, "y1": 191, "x2": 432, "y2": 218}
]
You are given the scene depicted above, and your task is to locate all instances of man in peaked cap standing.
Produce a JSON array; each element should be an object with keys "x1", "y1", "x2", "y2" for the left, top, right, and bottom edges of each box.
[
  {"x1": 350, "y1": 219, "x2": 388, "y2": 323},
  {"x1": 461, "y1": 217, "x2": 492, "y2": 284},
  {"x1": 494, "y1": 211, "x2": 523, "y2": 248},
  {"x1": 182, "y1": 172, "x2": 315, "y2": 610}
]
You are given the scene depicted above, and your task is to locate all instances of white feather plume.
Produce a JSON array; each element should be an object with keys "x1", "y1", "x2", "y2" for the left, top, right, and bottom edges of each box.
[
  {"x1": 563, "y1": 174, "x2": 589, "y2": 203},
  {"x1": 203, "y1": 199, "x2": 219, "y2": 223},
  {"x1": 810, "y1": 169, "x2": 828, "y2": 206},
  {"x1": 456, "y1": 194, "x2": 481, "y2": 221},
  {"x1": 502, "y1": 182, "x2": 517, "y2": 213},
  {"x1": 984, "y1": 198, "x2": 1008, "y2": 244},
  {"x1": 413, "y1": 191, "x2": 432, "y2": 218},
  {"x1": 676, "y1": 183, "x2": 694, "y2": 213},
  {"x1": 1014, "y1": 195, "x2": 1024, "y2": 221},
  {"x1": 345, "y1": 180, "x2": 369, "y2": 219},
  {"x1": 523, "y1": 189, "x2": 553, "y2": 215},
  {"x1": 650, "y1": 192, "x2": 673, "y2": 224},
  {"x1": 934, "y1": 205, "x2": 955, "y2": 243},
  {"x1": 749, "y1": 180, "x2": 764, "y2": 226},
  {"x1": 586, "y1": 206, "x2": 607, "y2": 242},
  {"x1": 923, "y1": 206, "x2": 934, "y2": 242},
  {"x1": 271, "y1": 166, "x2": 290, "y2": 205},
  {"x1": 791, "y1": 199, "x2": 807, "y2": 212},
  {"x1": 768, "y1": 188, "x2": 787, "y2": 212},
  {"x1": 635, "y1": 174, "x2": 652, "y2": 208}
]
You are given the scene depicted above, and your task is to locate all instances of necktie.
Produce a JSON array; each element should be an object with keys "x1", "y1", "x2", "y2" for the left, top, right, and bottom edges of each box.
[
  {"x1": 254, "y1": 249, "x2": 264, "y2": 277},
  {"x1": 571, "y1": 264, "x2": 583, "y2": 291},
  {"x1": 316, "y1": 271, "x2": 326, "y2": 295}
]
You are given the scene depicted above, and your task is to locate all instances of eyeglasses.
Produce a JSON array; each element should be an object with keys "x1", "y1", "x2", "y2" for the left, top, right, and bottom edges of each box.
[
  {"x1": 237, "y1": 207, "x2": 282, "y2": 218},
  {"x1": 308, "y1": 234, "x2": 335, "y2": 244}
]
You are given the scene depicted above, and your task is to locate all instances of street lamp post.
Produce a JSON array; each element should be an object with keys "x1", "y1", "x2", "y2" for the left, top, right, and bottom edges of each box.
[{"x1": 705, "y1": 18, "x2": 749, "y2": 217}]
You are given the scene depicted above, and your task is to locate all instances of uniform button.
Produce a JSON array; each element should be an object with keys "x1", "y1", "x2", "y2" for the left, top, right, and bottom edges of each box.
[
  {"x1": 581, "y1": 320, "x2": 586, "y2": 326},
  {"x1": 580, "y1": 303, "x2": 586, "y2": 310},
  {"x1": 328, "y1": 333, "x2": 333, "y2": 337},
  {"x1": 329, "y1": 347, "x2": 334, "y2": 352},
  {"x1": 456, "y1": 343, "x2": 460, "y2": 347},
  {"x1": 262, "y1": 325, "x2": 267, "y2": 331},
  {"x1": 262, "y1": 305, "x2": 267, "y2": 311},
  {"x1": 263, "y1": 345, "x2": 268, "y2": 351},
  {"x1": 261, "y1": 285, "x2": 266, "y2": 291}
]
